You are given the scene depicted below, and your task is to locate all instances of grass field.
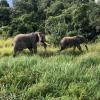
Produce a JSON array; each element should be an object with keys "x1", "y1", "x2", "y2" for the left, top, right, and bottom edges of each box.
[{"x1": 0, "y1": 38, "x2": 100, "y2": 100}]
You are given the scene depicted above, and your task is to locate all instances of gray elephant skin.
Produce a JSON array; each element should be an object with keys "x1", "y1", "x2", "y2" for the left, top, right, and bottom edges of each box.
[
  {"x1": 12, "y1": 32, "x2": 47, "y2": 57},
  {"x1": 60, "y1": 35, "x2": 88, "y2": 52}
]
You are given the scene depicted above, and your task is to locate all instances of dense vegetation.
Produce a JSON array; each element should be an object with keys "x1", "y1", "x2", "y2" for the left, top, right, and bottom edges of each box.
[
  {"x1": 0, "y1": 0, "x2": 100, "y2": 43},
  {"x1": 0, "y1": 0, "x2": 100, "y2": 100}
]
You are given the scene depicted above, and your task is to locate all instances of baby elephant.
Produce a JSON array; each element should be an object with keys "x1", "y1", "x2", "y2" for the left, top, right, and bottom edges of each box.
[
  {"x1": 59, "y1": 35, "x2": 88, "y2": 52},
  {"x1": 12, "y1": 32, "x2": 47, "y2": 57}
]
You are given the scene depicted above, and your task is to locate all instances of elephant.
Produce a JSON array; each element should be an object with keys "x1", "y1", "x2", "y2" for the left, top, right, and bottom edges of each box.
[
  {"x1": 59, "y1": 35, "x2": 88, "y2": 52},
  {"x1": 12, "y1": 32, "x2": 47, "y2": 57}
]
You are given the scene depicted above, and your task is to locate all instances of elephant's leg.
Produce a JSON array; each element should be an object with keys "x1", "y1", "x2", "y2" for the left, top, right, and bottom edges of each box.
[
  {"x1": 73, "y1": 46, "x2": 76, "y2": 51},
  {"x1": 13, "y1": 47, "x2": 17, "y2": 57},
  {"x1": 28, "y1": 48, "x2": 33, "y2": 54},
  {"x1": 77, "y1": 45, "x2": 83, "y2": 52},
  {"x1": 60, "y1": 46, "x2": 65, "y2": 51},
  {"x1": 85, "y1": 44, "x2": 88, "y2": 51},
  {"x1": 34, "y1": 45, "x2": 37, "y2": 54},
  {"x1": 42, "y1": 42, "x2": 47, "y2": 50}
]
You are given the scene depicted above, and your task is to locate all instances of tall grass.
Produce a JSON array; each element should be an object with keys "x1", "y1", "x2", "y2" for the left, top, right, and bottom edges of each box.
[{"x1": 0, "y1": 38, "x2": 100, "y2": 100}]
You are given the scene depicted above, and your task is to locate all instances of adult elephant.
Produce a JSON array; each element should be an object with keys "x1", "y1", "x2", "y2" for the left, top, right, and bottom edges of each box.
[
  {"x1": 12, "y1": 32, "x2": 47, "y2": 57},
  {"x1": 59, "y1": 35, "x2": 88, "y2": 52}
]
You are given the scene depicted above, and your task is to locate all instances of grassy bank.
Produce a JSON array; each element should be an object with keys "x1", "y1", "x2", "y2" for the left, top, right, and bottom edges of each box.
[{"x1": 0, "y1": 38, "x2": 100, "y2": 100}]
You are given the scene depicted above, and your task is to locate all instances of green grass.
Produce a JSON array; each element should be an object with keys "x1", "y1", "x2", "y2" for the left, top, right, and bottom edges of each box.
[{"x1": 0, "y1": 38, "x2": 100, "y2": 100}]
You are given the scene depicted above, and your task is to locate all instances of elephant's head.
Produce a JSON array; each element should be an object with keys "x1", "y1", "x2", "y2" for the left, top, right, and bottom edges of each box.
[
  {"x1": 34, "y1": 32, "x2": 46, "y2": 42},
  {"x1": 77, "y1": 35, "x2": 88, "y2": 51},
  {"x1": 77, "y1": 35, "x2": 87, "y2": 44},
  {"x1": 34, "y1": 32, "x2": 47, "y2": 49}
]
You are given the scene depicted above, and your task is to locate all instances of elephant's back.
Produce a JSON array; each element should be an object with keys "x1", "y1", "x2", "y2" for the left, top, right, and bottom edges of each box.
[
  {"x1": 13, "y1": 33, "x2": 33, "y2": 49},
  {"x1": 60, "y1": 36, "x2": 76, "y2": 43},
  {"x1": 13, "y1": 34, "x2": 32, "y2": 43},
  {"x1": 60, "y1": 36, "x2": 78, "y2": 47}
]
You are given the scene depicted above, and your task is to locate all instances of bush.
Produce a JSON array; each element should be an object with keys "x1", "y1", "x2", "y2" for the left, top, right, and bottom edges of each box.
[
  {"x1": 45, "y1": 15, "x2": 67, "y2": 45},
  {"x1": 0, "y1": 7, "x2": 11, "y2": 26},
  {"x1": 11, "y1": 16, "x2": 36, "y2": 35},
  {"x1": 0, "y1": 26, "x2": 11, "y2": 39},
  {"x1": 46, "y1": 1, "x2": 64, "y2": 17}
]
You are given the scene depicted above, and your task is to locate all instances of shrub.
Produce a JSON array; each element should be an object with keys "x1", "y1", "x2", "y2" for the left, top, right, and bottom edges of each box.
[
  {"x1": 0, "y1": 26, "x2": 11, "y2": 39},
  {"x1": 45, "y1": 15, "x2": 67, "y2": 45},
  {"x1": 46, "y1": 1, "x2": 64, "y2": 17}
]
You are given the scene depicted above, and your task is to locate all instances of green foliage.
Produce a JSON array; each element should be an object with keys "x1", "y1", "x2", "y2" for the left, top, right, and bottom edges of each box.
[
  {"x1": 10, "y1": 12, "x2": 38, "y2": 34},
  {"x1": 46, "y1": 1, "x2": 64, "y2": 17},
  {"x1": 45, "y1": 4, "x2": 90, "y2": 44},
  {"x1": 0, "y1": 0, "x2": 100, "y2": 42},
  {"x1": 0, "y1": 26, "x2": 11, "y2": 38},
  {"x1": 13, "y1": 0, "x2": 34, "y2": 14},
  {"x1": 0, "y1": 0, "x2": 9, "y2": 7},
  {"x1": 45, "y1": 2, "x2": 100, "y2": 44},
  {"x1": 0, "y1": 7, "x2": 11, "y2": 26},
  {"x1": 72, "y1": 4, "x2": 90, "y2": 33},
  {"x1": 37, "y1": 0, "x2": 53, "y2": 10},
  {"x1": 88, "y1": 2, "x2": 100, "y2": 32},
  {"x1": 45, "y1": 15, "x2": 67, "y2": 44}
]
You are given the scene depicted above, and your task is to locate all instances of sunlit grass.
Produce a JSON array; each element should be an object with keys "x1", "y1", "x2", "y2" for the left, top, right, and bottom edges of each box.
[
  {"x1": 0, "y1": 38, "x2": 100, "y2": 100},
  {"x1": 0, "y1": 38, "x2": 13, "y2": 48}
]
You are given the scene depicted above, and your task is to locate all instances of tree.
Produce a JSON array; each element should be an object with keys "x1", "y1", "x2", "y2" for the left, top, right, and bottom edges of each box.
[
  {"x1": 0, "y1": 0, "x2": 9, "y2": 7},
  {"x1": 0, "y1": 7, "x2": 11, "y2": 26},
  {"x1": 72, "y1": 4, "x2": 90, "y2": 34},
  {"x1": 0, "y1": 0, "x2": 99, "y2": 42},
  {"x1": 46, "y1": 1, "x2": 64, "y2": 17},
  {"x1": 0, "y1": 0, "x2": 11, "y2": 27}
]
